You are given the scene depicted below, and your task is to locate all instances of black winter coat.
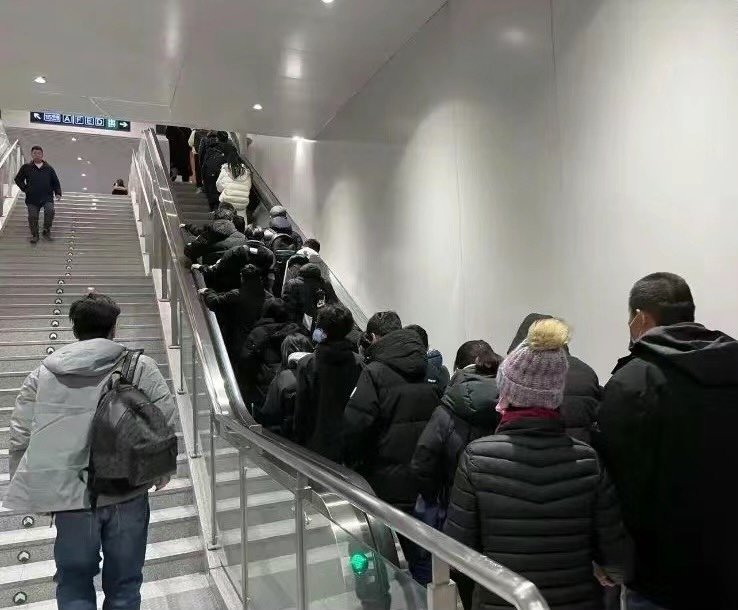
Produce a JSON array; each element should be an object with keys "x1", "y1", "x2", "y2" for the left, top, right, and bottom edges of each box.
[
  {"x1": 509, "y1": 314, "x2": 600, "y2": 443},
  {"x1": 342, "y1": 329, "x2": 439, "y2": 512},
  {"x1": 283, "y1": 264, "x2": 337, "y2": 328},
  {"x1": 202, "y1": 242, "x2": 275, "y2": 292},
  {"x1": 597, "y1": 323, "x2": 738, "y2": 610},
  {"x1": 445, "y1": 418, "x2": 629, "y2": 610},
  {"x1": 184, "y1": 219, "x2": 245, "y2": 265},
  {"x1": 411, "y1": 367, "x2": 499, "y2": 504},
  {"x1": 240, "y1": 318, "x2": 305, "y2": 407},
  {"x1": 294, "y1": 340, "x2": 363, "y2": 462},
  {"x1": 14, "y1": 161, "x2": 62, "y2": 206},
  {"x1": 426, "y1": 349, "x2": 451, "y2": 395}
]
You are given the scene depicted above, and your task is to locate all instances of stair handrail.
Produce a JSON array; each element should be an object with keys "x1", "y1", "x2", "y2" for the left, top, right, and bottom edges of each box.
[
  {"x1": 136, "y1": 128, "x2": 550, "y2": 610},
  {"x1": 0, "y1": 139, "x2": 24, "y2": 218}
]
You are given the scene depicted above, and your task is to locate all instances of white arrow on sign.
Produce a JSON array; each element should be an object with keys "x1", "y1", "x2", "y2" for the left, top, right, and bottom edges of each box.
[
  {"x1": 33, "y1": 113, "x2": 41, "y2": 119},
  {"x1": 119, "y1": 122, "x2": 128, "y2": 128}
]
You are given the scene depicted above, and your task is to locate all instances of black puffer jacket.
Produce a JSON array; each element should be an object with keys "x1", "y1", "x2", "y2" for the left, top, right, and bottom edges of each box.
[
  {"x1": 411, "y1": 367, "x2": 499, "y2": 504},
  {"x1": 509, "y1": 314, "x2": 600, "y2": 443},
  {"x1": 184, "y1": 219, "x2": 245, "y2": 265},
  {"x1": 240, "y1": 318, "x2": 305, "y2": 409},
  {"x1": 445, "y1": 418, "x2": 629, "y2": 610},
  {"x1": 343, "y1": 329, "x2": 439, "y2": 512},
  {"x1": 283, "y1": 264, "x2": 337, "y2": 328},
  {"x1": 426, "y1": 349, "x2": 451, "y2": 395},
  {"x1": 201, "y1": 242, "x2": 275, "y2": 292},
  {"x1": 294, "y1": 340, "x2": 363, "y2": 462},
  {"x1": 598, "y1": 323, "x2": 738, "y2": 610},
  {"x1": 259, "y1": 346, "x2": 312, "y2": 439}
]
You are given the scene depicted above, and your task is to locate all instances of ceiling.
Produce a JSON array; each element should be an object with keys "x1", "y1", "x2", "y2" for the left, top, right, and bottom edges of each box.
[{"x1": 0, "y1": 0, "x2": 445, "y2": 138}]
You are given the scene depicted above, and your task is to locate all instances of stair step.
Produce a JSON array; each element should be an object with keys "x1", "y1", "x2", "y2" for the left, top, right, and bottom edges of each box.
[{"x1": 0, "y1": 337, "x2": 166, "y2": 360}]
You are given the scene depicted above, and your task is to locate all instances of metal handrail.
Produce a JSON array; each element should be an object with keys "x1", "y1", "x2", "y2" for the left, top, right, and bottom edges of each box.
[
  {"x1": 0, "y1": 139, "x2": 19, "y2": 169},
  {"x1": 134, "y1": 128, "x2": 550, "y2": 610}
]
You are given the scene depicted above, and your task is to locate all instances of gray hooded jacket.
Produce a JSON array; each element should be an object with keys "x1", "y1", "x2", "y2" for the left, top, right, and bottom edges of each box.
[{"x1": 4, "y1": 339, "x2": 177, "y2": 513}]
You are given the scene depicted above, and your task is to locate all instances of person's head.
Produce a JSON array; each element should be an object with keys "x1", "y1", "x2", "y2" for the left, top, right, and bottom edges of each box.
[
  {"x1": 69, "y1": 293, "x2": 121, "y2": 341},
  {"x1": 218, "y1": 201, "x2": 235, "y2": 214},
  {"x1": 31, "y1": 146, "x2": 43, "y2": 162},
  {"x1": 366, "y1": 311, "x2": 402, "y2": 343},
  {"x1": 454, "y1": 340, "x2": 503, "y2": 376},
  {"x1": 627, "y1": 272, "x2": 695, "y2": 342},
  {"x1": 316, "y1": 304, "x2": 355, "y2": 342},
  {"x1": 405, "y1": 324, "x2": 428, "y2": 350},
  {"x1": 226, "y1": 149, "x2": 246, "y2": 179},
  {"x1": 304, "y1": 238, "x2": 320, "y2": 253},
  {"x1": 240, "y1": 263, "x2": 263, "y2": 286},
  {"x1": 497, "y1": 318, "x2": 570, "y2": 412},
  {"x1": 115, "y1": 178, "x2": 125, "y2": 187},
  {"x1": 270, "y1": 215, "x2": 292, "y2": 235},
  {"x1": 216, "y1": 131, "x2": 229, "y2": 143},
  {"x1": 270, "y1": 206, "x2": 288, "y2": 218},
  {"x1": 263, "y1": 298, "x2": 289, "y2": 323},
  {"x1": 213, "y1": 206, "x2": 234, "y2": 222},
  {"x1": 281, "y1": 333, "x2": 314, "y2": 367}
]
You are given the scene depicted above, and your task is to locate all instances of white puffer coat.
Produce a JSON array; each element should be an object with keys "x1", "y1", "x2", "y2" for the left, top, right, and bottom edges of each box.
[{"x1": 217, "y1": 163, "x2": 252, "y2": 213}]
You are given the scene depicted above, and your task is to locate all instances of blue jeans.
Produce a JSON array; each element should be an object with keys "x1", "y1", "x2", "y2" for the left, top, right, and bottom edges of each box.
[
  {"x1": 54, "y1": 494, "x2": 150, "y2": 610},
  {"x1": 622, "y1": 588, "x2": 669, "y2": 610}
]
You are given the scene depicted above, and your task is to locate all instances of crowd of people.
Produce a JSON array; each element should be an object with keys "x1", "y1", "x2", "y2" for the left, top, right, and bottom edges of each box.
[{"x1": 186, "y1": 192, "x2": 738, "y2": 610}]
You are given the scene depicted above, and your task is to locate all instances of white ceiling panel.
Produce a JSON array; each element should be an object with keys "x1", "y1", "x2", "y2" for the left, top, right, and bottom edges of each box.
[{"x1": 0, "y1": 0, "x2": 445, "y2": 137}]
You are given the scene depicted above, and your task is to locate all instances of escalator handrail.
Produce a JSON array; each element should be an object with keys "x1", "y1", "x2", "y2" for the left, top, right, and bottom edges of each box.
[{"x1": 141, "y1": 128, "x2": 550, "y2": 610}]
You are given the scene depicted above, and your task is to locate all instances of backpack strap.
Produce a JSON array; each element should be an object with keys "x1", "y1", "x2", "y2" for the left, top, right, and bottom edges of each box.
[{"x1": 121, "y1": 349, "x2": 143, "y2": 384}]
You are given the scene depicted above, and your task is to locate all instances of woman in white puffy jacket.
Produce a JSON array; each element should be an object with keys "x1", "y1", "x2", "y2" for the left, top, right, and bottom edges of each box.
[{"x1": 216, "y1": 151, "x2": 252, "y2": 215}]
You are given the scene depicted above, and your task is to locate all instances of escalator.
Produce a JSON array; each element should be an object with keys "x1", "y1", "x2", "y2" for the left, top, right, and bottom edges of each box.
[{"x1": 129, "y1": 129, "x2": 549, "y2": 610}]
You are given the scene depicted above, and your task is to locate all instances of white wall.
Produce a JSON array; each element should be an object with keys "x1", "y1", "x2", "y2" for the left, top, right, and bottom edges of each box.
[{"x1": 249, "y1": 0, "x2": 738, "y2": 380}]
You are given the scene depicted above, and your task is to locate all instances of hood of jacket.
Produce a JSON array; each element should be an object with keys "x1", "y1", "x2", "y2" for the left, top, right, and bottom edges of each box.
[
  {"x1": 442, "y1": 367, "x2": 500, "y2": 425},
  {"x1": 281, "y1": 333, "x2": 313, "y2": 366},
  {"x1": 298, "y1": 263, "x2": 323, "y2": 281},
  {"x1": 632, "y1": 322, "x2": 738, "y2": 386},
  {"x1": 270, "y1": 216, "x2": 292, "y2": 233},
  {"x1": 316, "y1": 339, "x2": 358, "y2": 365},
  {"x1": 42, "y1": 338, "x2": 125, "y2": 377},
  {"x1": 508, "y1": 313, "x2": 555, "y2": 354},
  {"x1": 427, "y1": 349, "x2": 443, "y2": 369},
  {"x1": 209, "y1": 219, "x2": 237, "y2": 239},
  {"x1": 367, "y1": 329, "x2": 427, "y2": 380}
]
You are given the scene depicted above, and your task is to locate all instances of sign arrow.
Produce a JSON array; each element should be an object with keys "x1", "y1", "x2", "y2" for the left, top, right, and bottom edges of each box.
[
  {"x1": 33, "y1": 113, "x2": 41, "y2": 120},
  {"x1": 119, "y1": 121, "x2": 128, "y2": 128}
]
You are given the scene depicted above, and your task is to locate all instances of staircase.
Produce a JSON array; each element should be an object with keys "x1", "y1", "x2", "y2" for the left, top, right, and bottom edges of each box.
[{"x1": 0, "y1": 192, "x2": 222, "y2": 609}]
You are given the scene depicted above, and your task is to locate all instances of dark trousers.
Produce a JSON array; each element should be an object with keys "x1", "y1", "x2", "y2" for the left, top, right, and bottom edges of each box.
[
  {"x1": 54, "y1": 494, "x2": 150, "y2": 610},
  {"x1": 193, "y1": 153, "x2": 202, "y2": 187},
  {"x1": 204, "y1": 177, "x2": 220, "y2": 210},
  {"x1": 27, "y1": 200, "x2": 55, "y2": 236}
]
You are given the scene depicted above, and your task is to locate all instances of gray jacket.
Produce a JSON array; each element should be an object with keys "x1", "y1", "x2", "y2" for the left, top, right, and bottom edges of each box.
[{"x1": 4, "y1": 339, "x2": 177, "y2": 513}]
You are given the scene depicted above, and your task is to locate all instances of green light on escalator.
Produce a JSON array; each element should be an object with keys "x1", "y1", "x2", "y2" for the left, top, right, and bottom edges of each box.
[{"x1": 349, "y1": 552, "x2": 369, "y2": 576}]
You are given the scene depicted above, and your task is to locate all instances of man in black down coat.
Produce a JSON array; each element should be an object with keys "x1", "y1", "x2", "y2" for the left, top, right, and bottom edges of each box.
[
  {"x1": 239, "y1": 299, "x2": 305, "y2": 412},
  {"x1": 294, "y1": 304, "x2": 363, "y2": 462},
  {"x1": 195, "y1": 241, "x2": 274, "y2": 293},
  {"x1": 283, "y1": 263, "x2": 337, "y2": 329},
  {"x1": 598, "y1": 273, "x2": 738, "y2": 610},
  {"x1": 509, "y1": 313, "x2": 601, "y2": 444},
  {"x1": 183, "y1": 207, "x2": 245, "y2": 265},
  {"x1": 445, "y1": 318, "x2": 629, "y2": 610},
  {"x1": 342, "y1": 311, "x2": 439, "y2": 513}
]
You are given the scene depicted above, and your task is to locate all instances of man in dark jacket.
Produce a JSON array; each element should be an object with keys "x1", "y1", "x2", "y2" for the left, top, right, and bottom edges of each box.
[
  {"x1": 445, "y1": 318, "x2": 628, "y2": 610},
  {"x1": 14, "y1": 145, "x2": 62, "y2": 243},
  {"x1": 184, "y1": 207, "x2": 245, "y2": 265},
  {"x1": 294, "y1": 304, "x2": 363, "y2": 462},
  {"x1": 195, "y1": 240, "x2": 274, "y2": 293},
  {"x1": 283, "y1": 263, "x2": 337, "y2": 330},
  {"x1": 183, "y1": 202, "x2": 246, "y2": 235},
  {"x1": 240, "y1": 299, "x2": 304, "y2": 412},
  {"x1": 598, "y1": 272, "x2": 738, "y2": 610},
  {"x1": 342, "y1": 311, "x2": 439, "y2": 513},
  {"x1": 509, "y1": 313, "x2": 601, "y2": 444}
]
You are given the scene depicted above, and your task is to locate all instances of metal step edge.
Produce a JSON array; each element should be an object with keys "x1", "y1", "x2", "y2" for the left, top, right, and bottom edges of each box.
[{"x1": 0, "y1": 337, "x2": 164, "y2": 347}]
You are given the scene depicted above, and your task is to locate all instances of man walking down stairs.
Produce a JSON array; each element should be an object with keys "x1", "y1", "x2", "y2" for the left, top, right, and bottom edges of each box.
[{"x1": 0, "y1": 192, "x2": 223, "y2": 609}]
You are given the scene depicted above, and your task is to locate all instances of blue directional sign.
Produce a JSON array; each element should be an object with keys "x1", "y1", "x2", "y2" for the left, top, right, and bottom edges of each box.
[{"x1": 30, "y1": 111, "x2": 131, "y2": 132}]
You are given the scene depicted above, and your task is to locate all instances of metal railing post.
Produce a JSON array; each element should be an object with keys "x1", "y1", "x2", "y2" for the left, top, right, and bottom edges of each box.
[
  {"x1": 209, "y1": 410, "x2": 219, "y2": 549},
  {"x1": 170, "y1": 281, "x2": 181, "y2": 348},
  {"x1": 294, "y1": 473, "x2": 311, "y2": 610},
  {"x1": 239, "y1": 450, "x2": 249, "y2": 609},
  {"x1": 160, "y1": 238, "x2": 169, "y2": 301},
  {"x1": 427, "y1": 555, "x2": 457, "y2": 610},
  {"x1": 190, "y1": 343, "x2": 201, "y2": 458}
]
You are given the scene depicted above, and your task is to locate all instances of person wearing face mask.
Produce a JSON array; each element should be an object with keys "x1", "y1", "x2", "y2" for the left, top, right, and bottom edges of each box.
[
  {"x1": 598, "y1": 272, "x2": 738, "y2": 610},
  {"x1": 293, "y1": 304, "x2": 363, "y2": 461}
]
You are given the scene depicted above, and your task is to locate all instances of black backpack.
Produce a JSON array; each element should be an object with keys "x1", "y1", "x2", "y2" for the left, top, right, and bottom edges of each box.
[
  {"x1": 86, "y1": 350, "x2": 177, "y2": 503},
  {"x1": 268, "y1": 233, "x2": 302, "y2": 295}
]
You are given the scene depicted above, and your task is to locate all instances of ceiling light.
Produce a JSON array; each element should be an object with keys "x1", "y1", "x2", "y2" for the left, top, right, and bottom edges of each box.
[
  {"x1": 71, "y1": 137, "x2": 77, "y2": 142},
  {"x1": 81, "y1": 173, "x2": 86, "y2": 177},
  {"x1": 87, "y1": 161, "x2": 91, "y2": 165},
  {"x1": 77, "y1": 157, "x2": 83, "y2": 161},
  {"x1": 292, "y1": 135, "x2": 303, "y2": 141},
  {"x1": 322, "y1": 0, "x2": 334, "y2": 4},
  {"x1": 253, "y1": 103, "x2": 263, "y2": 111},
  {"x1": 33, "y1": 76, "x2": 47, "y2": 84},
  {"x1": 82, "y1": 187, "x2": 88, "y2": 191}
]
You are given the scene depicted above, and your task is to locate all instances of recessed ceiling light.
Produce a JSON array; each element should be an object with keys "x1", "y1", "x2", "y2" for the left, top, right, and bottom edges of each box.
[
  {"x1": 33, "y1": 76, "x2": 47, "y2": 84},
  {"x1": 322, "y1": 0, "x2": 334, "y2": 4},
  {"x1": 87, "y1": 161, "x2": 91, "y2": 165},
  {"x1": 292, "y1": 135, "x2": 303, "y2": 141},
  {"x1": 77, "y1": 157, "x2": 83, "y2": 161},
  {"x1": 71, "y1": 137, "x2": 77, "y2": 142},
  {"x1": 253, "y1": 103, "x2": 263, "y2": 111},
  {"x1": 81, "y1": 173, "x2": 86, "y2": 177},
  {"x1": 82, "y1": 187, "x2": 88, "y2": 191}
]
